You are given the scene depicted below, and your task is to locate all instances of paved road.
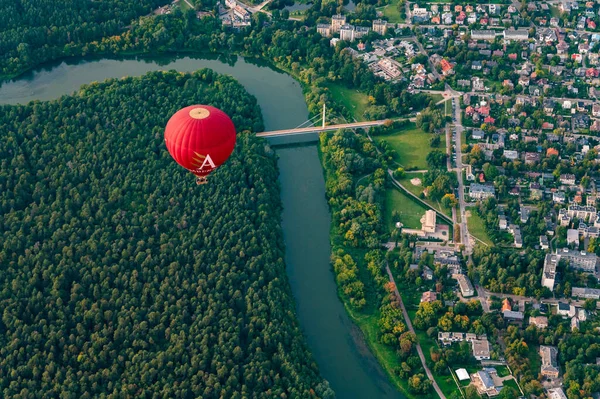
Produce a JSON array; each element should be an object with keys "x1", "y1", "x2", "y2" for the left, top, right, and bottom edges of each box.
[
  {"x1": 475, "y1": 284, "x2": 598, "y2": 310},
  {"x1": 384, "y1": 264, "x2": 446, "y2": 399},
  {"x1": 465, "y1": 91, "x2": 599, "y2": 105},
  {"x1": 451, "y1": 94, "x2": 472, "y2": 259},
  {"x1": 257, "y1": 117, "x2": 416, "y2": 137}
]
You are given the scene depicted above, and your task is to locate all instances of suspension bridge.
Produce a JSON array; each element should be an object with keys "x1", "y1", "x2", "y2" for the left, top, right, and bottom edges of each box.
[{"x1": 255, "y1": 104, "x2": 415, "y2": 139}]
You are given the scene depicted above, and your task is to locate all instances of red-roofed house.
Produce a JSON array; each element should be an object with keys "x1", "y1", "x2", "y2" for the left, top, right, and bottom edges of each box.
[
  {"x1": 547, "y1": 148, "x2": 559, "y2": 157},
  {"x1": 508, "y1": 53, "x2": 517, "y2": 61},
  {"x1": 476, "y1": 106, "x2": 491, "y2": 116},
  {"x1": 440, "y1": 59, "x2": 454, "y2": 75},
  {"x1": 484, "y1": 116, "x2": 495, "y2": 124},
  {"x1": 542, "y1": 122, "x2": 555, "y2": 130},
  {"x1": 588, "y1": 19, "x2": 597, "y2": 29}
]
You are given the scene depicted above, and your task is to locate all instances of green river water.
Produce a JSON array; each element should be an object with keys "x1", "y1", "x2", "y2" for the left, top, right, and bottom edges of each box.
[{"x1": 0, "y1": 54, "x2": 404, "y2": 399}]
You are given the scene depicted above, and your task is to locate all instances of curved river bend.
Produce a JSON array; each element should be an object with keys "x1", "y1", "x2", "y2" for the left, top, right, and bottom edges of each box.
[{"x1": 0, "y1": 55, "x2": 403, "y2": 399}]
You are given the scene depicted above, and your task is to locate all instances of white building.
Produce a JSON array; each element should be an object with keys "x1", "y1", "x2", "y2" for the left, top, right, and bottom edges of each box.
[
  {"x1": 471, "y1": 30, "x2": 496, "y2": 40},
  {"x1": 547, "y1": 388, "x2": 568, "y2": 399},
  {"x1": 421, "y1": 210, "x2": 437, "y2": 233},
  {"x1": 331, "y1": 14, "x2": 346, "y2": 33},
  {"x1": 567, "y1": 205, "x2": 597, "y2": 221},
  {"x1": 472, "y1": 339, "x2": 491, "y2": 360},
  {"x1": 572, "y1": 287, "x2": 600, "y2": 299},
  {"x1": 567, "y1": 229, "x2": 580, "y2": 245},
  {"x1": 540, "y1": 346, "x2": 559, "y2": 378},
  {"x1": 373, "y1": 19, "x2": 388, "y2": 35},
  {"x1": 339, "y1": 24, "x2": 355, "y2": 41},
  {"x1": 503, "y1": 28, "x2": 530, "y2": 41},
  {"x1": 453, "y1": 274, "x2": 475, "y2": 297},
  {"x1": 558, "y1": 248, "x2": 598, "y2": 272},
  {"x1": 542, "y1": 254, "x2": 559, "y2": 291},
  {"x1": 469, "y1": 184, "x2": 496, "y2": 200},
  {"x1": 317, "y1": 24, "x2": 331, "y2": 37}
]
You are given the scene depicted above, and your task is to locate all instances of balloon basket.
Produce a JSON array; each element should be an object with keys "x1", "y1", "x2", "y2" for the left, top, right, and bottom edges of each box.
[{"x1": 196, "y1": 176, "x2": 208, "y2": 185}]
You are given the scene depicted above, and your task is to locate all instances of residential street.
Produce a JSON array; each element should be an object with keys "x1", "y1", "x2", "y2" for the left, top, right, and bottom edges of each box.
[{"x1": 385, "y1": 263, "x2": 446, "y2": 399}]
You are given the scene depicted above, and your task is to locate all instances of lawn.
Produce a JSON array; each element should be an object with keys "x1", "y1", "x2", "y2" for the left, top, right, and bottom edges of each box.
[
  {"x1": 398, "y1": 173, "x2": 425, "y2": 198},
  {"x1": 466, "y1": 208, "x2": 494, "y2": 246},
  {"x1": 504, "y1": 378, "x2": 522, "y2": 394},
  {"x1": 374, "y1": 122, "x2": 445, "y2": 170},
  {"x1": 379, "y1": 0, "x2": 403, "y2": 23},
  {"x1": 496, "y1": 365, "x2": 511, "y2": 378},
  {"x1": 428, "y1": 93, "x2": 444, "y2": 104},
  {"x1": 527, "y1": 345, "x2": 541, "y2": 376},
  {"x1": 326, "y1": 84, "x2": 370, "y2": 122},
  {"x1": 397, "y1": 174, "x2": 454, "y2": 218},
  {"x1": 384, "y1": 188, "x2": 428, "y2": 231},
  {"x1": 443, "y1": 100, "x2": 452, "y2": 117},
  {"x1": 178, "y1": 0, "x2": 193, "y2": 11}
]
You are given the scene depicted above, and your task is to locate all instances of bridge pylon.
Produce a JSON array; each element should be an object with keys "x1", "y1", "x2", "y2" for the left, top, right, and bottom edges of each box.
[{"x1": 322, "y1": 103, "x2": 326, "y2": 128}]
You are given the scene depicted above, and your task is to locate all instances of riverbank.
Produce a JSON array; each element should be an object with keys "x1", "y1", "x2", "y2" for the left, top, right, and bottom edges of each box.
[{"x1": 0, "y1": 54, "x2": 408, "y2": 399}]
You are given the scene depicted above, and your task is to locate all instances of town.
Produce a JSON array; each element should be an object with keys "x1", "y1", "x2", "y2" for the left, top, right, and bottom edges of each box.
[
  {"x1": 6, "y1": 0, "x2": 600, "y2": 399},
  {"x1": 294, "y1": 2, "x2": 600, "y2": 398}
]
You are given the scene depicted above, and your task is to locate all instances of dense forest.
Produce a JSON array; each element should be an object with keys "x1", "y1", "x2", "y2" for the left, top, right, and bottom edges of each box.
[
  {"x1": 0, "y1": 70, "x2": 333, "y2": 398},
  {"x1": 0, "y1": 0, "x2": 171, "y2": 77}
]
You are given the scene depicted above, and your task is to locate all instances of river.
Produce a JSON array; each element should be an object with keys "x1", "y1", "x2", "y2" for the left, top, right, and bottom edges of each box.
[{"x1": 0, "y1": 55, "x2": 403, "y2": 399}]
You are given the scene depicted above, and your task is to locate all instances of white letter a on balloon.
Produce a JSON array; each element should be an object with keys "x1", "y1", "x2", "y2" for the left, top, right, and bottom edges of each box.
[{"x1": 200, "y1": 154, "x2": 216, "y2": 170}]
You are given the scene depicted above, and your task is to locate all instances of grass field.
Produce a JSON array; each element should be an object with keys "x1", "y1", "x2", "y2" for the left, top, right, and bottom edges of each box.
[
  {"x1": 396, "y1": 174, "x2": 454, "y2": 218},
  {"x1": 496, "y1": 365, "x2": 510, "y2": 377},
  {"x1": 527, "y1": 345, "x2": 541, "y2": 376},
  {"x1": 504, "y1": 378, "x2": 521, "y2": 394},
  {"x1": 379, "y1": 0, "x2": 403, "y2": 23},
  {"x1": 442, "y1": 99, "x2": 452, "y2": 117},
  {"x1": 178, "y1": 0, "x2": 193, "y2": 11},
  {"x1": 466, "y1": 208, "x2": 494, "y2": 246},
  {"x1": 398, "y1": 173, "x2": 425, "y2": 198},
  {"x1": 384, "y1": 188, "x2": 428, "y2": 230},
  {"x1": 428, "y1": 93, "x2": 444, "y2": 104},
  {"x1": 374, "y1": 122, "x2": 445, "y2": 170},
  {"x1": 326, "y1": 84, "x2": 370, "y2": 121}
]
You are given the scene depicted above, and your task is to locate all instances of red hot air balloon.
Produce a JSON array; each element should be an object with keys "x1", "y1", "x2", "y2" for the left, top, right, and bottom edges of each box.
[{"x1": 164, "y1": 105, "x2": 236, "y2": 184}]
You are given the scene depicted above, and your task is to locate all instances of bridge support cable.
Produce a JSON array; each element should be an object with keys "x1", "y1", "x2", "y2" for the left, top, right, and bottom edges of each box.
[{"x1": 292, "y1": 114, "x2": 322, "y2": 130}]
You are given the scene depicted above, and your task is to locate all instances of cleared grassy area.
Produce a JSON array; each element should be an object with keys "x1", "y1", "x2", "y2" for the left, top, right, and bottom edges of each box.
[
  {"x1": 178, "y1": 0, "x2": 193, "y2": 11},
  {"x1": 496, "y1": 365, "x2": 510, "y2": 378},
  {"x1": 396, "y1": 174, "x2": 453, "y2": 219},
  {"x1": 325, "y1": 83, "x2": 370, "y2": 121},
  {"x1": 384, "y1": 188, "x2": 428, "y2": 230},
  {"x1": 504, "y1": 378, "x2": 521, "y2": 394},
  {"x1": 466, "y1": 208, "x2": 494, "y2": 246},
  {"x1": 398, "y1": 173, "x2": 425, "y2": 197},
  {"x1": 374, "y1": 122, "x2": 445, "y2": 170},
  {"x1": 379, "y1": 0, "x2": 403, "y2": 23},
  {"x1": 442, "y1": 100, "x2": 452, "y2": 117},
  {"x1": 527, "y1": 345, "x2": 541, "y2": 376},
  {"x1": 428, "y1": 93, "x2": 444, "y2": 104}
]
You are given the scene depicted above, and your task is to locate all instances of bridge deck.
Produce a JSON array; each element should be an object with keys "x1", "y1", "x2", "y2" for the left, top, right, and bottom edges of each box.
[{"x1": 256, "y1": 120, "x2": 390, "y2": 137}]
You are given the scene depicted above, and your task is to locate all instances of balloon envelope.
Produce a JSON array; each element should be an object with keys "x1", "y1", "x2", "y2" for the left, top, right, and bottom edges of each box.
[{"x1": 164, "y1": 105, "x2": 236, "y2": 177}]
